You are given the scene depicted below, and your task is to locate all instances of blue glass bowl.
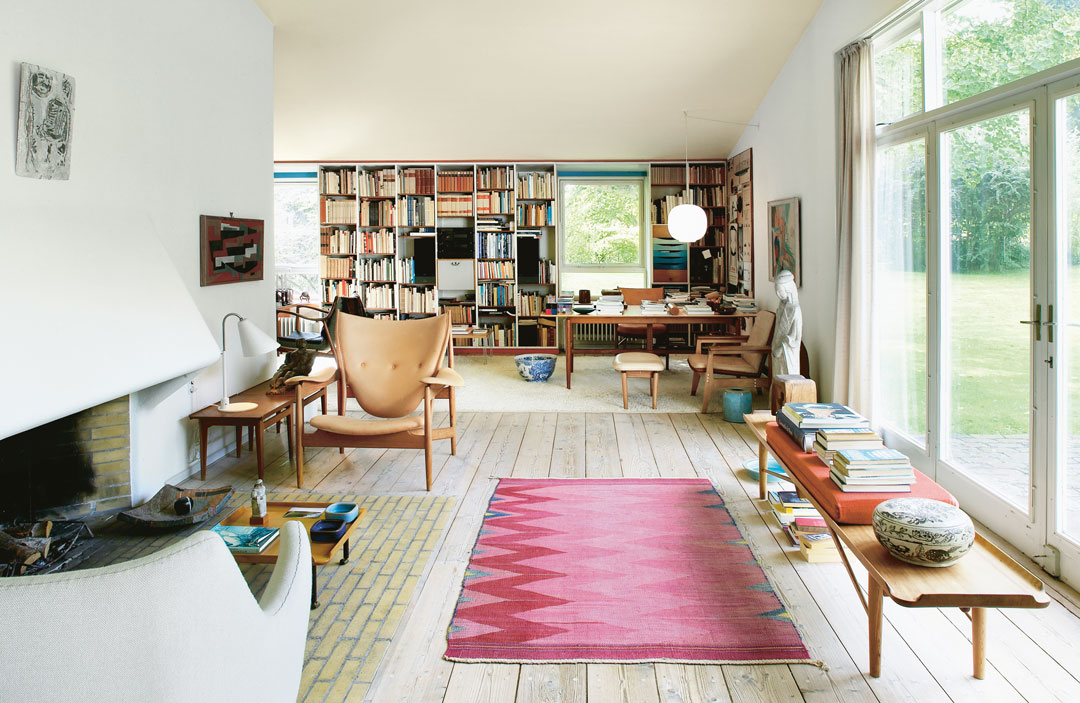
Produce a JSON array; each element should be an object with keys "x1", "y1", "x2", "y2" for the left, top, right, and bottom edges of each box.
[
  {"x1": 325, "y1": 502, "x2": 359, "y2": 523},
  {"x1": 514, "y1": 354, "x2": 557, "y2": 382}
]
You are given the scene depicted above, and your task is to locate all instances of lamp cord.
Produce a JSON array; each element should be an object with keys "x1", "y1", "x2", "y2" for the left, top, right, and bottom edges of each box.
[{"x1": 683, "y1": 110, "x2": 690, "y2": 201}]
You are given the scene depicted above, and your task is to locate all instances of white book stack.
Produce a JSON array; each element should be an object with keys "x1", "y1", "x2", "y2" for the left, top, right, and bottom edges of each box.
[{"x1": 640, "y1": 302, "x2": 667, "y2": 314}]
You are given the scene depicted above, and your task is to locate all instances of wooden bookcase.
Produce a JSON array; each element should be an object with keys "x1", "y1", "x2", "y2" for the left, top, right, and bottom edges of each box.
[{"x1": 313, "y1": 157, "x2": 753, "y2": 352}]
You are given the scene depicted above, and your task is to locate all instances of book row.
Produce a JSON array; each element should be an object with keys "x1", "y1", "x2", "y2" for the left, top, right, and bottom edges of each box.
[
  {"x1": 319, "y1": 256, "x2": 354, "y2": 280},
  {"x1": 477, "y1": 191, "x2": 513, "y2": 214},
  {"x1": 322, "y1": 199, "x2": 356, "y2": 224},
  {"x1": 323, "y1": 279, "x2": 359, "y2": 300},
  {"x1": 516, "y1": 203, "x2": 554, "y2": 227},
  {"x1": 651, "y1": 194, "x2": 685, "y2": 224},
  {"x1": 517, "y1": 291, "x2": 549, "y2": 316},
  {"x1": 400, "y1": 286, "x2": 437, "y2": 314},
  {"x1": 438, "y1": 170, "x2": 474, "y2": 193},
  {"x1": 399, "y1": 196, "x2": 435, "y2": 226},
  {"x1": 356, "y1": 257, "x2": 394, "y2": 282},
  {"x1": 437, "y1": 195, "x2": 473, "y2": 218},
  {"x1": 651, "y1": 164, "x2": 724, "y2": 185},
  {"x1": 360, "y1": 200, "x2": 396, "y2": 226},
  {"x1": 320, "y1": 169, "x2": 355, "y2": 195},
  {"x1": 516, "y1": 172, "x2": 554, "y2": 199},
  {"x1": 358, "y1": 229, "x2": 395, "y2": 254},
  {"x1": 518, "y1": 317, "x2": 557, "y2": 346},
  {"x1": 477, "y1": 282, "x2": 513, "y2": 307},
  {"x1": 362, "y1": 284, "x2": 396, "y2": 310},
  {"x1": 358, "y1": 169, "x2": 396, "y2": 197},
  {"x1": 399, "y1": 168, "x2": 435, "y2": 195},
  {"x1": 477, "y1": 166, "x2": 513, "y2": 190},
  {"x1": 398, "y1": 257, "x2": 430, "y2": 284},
  {"x1": 477, "y1": 232, "x2": 514, "y2": 259},
  {"x1": 320, "y1": 229, "x2": 356, "y2": 255},
  {"x1": 690, "y1": 186, "x2": 724, "y2": 207},
  {"x1": 441, "y1": 302, "x2": 475, "y2": 324},
  {"x1": 477, "y1": 260, "x2": 515, "y2": 279},
  {"x1": 482, "y1": 322, "x2": 515, "y2": 347}
]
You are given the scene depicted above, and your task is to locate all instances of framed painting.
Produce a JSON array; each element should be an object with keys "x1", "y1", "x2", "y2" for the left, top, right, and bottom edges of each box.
[
  {"x1": 200, "y1": 215, "x2": 265, "y2": 286},
  {"x1": 16, "y1": 63, "x2": 75, "y2": 180},
  {"x1": 768, "y1": 197, "x2": 801, "y2": 286}
]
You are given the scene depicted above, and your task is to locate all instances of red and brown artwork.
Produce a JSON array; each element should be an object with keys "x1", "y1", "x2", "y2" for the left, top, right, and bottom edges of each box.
[{"x1": 199, "y1": 215, "x2": 264, "y2": 286}]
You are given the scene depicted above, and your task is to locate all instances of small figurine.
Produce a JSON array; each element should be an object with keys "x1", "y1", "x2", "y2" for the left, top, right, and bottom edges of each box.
[{"x1": 251, "y1": 479, "x2": 267, "y2": 519}]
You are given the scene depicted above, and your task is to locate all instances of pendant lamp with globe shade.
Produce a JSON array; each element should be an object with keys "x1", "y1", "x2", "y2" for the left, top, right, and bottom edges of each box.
[{"x1": 667, "y1": 110, "x2": 708, "y2": 243}]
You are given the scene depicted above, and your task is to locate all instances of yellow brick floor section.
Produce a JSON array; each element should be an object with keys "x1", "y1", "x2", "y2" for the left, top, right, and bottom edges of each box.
[{"x1": 77, "y1": 492, "x2": 454, "y2": 703}]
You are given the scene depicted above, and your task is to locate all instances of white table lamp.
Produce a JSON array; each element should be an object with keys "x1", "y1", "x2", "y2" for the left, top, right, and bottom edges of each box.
[{"x1": 219, "y1": 312, "x2": 278, "y2": 412}]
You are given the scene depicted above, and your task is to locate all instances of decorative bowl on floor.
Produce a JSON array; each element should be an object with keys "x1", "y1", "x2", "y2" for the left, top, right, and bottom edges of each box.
[
  {"x1": 117, "y1": 485, "x2": 233, "y2": 529},
  {"x1": 515, "y1": 354, "x2": 557, "y2": 382},
  {"x1": 872, "y1": 498, "x2": 975, "y2": 567}
]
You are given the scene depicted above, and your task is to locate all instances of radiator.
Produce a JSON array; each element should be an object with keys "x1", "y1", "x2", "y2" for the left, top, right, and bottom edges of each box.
[{"x1": 574, "y1": 322, "x2": 617, "y2": 344}]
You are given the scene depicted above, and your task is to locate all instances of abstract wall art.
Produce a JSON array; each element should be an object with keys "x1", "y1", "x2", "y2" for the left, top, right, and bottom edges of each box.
[
  {"x1": 16, "y1": 63, "x2": 75, "y2": 180},
  {"x1": 768, "y1": 196, "x2": 801, "y2": 286},
  {"x1": 199, "y1": 215, "x2": 265, "y2": 286}
]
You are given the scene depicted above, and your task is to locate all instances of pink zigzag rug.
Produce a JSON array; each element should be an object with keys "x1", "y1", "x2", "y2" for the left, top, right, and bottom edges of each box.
[{"x1": 445, "y1": 478, "x2": 815, "y2": 664}]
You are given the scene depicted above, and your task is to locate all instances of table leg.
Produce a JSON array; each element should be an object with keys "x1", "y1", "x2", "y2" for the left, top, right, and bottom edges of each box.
[
  {"x1": 311, "y1": 563, "x2": 319, "y2": 609},
  {"x1": 248, "y1": 425, "x2": 254, "y2": 450},
  {"x1": 321, "y1": 391, "x2": 328, "y2": 415},
  {"x1": 235, "y1": 426, "x2": 242, "y2": 458},
  {"x1": 340, "y1": 538, "x2": 350, "y2": 565},
  {"x1": 646, "y1": 324, "x2": 653, "y2": 351},
  {"x1": 256, "y1": 422, "x2": 265, "y2": 480},
  {"x1": 286, "y1": 411, "x2": 294, "y2": 465},
  {"x1": 972, "y1": 607, "x2": 986, "y2": 679},
  {"x1": 565, "y1": 318, "x2": 574, "y2": 389},
  {"x1": 199, "y1": 421, "x2": 208, "y2": 480},
  {"x1": 868, "y1": 578, "x2": 884, "y2": 678},
  {"x1": 758, "y1": 441, "x2": 768, "y2": 500}
]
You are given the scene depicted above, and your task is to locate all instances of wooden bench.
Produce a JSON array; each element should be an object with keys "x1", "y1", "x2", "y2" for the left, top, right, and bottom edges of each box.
[{"x1": 743, "y1": 412, "x2": 1050, "y2": 679}]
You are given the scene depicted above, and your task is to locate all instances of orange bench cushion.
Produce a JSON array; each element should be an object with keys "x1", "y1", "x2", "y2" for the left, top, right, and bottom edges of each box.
[{"x1": 766, "y1": 423, "x2": 958, "y2": 525}]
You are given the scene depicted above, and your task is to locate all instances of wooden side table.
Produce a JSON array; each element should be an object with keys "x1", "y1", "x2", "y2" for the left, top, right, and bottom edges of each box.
[
  {"x1": 190, "y1": 380, "x2": 329, "y2": 486},
  {"x1": 452, "y1": 327, "x2": 493, "y2": 361},
  {"x1": 219, "y1": 501, "x2": 365, "y2": 609}
]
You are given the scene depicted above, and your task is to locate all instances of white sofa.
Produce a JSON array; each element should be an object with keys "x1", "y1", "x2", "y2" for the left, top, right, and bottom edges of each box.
[{"x1": 0, "y1": 520, "x2": 311, "y2": 703}]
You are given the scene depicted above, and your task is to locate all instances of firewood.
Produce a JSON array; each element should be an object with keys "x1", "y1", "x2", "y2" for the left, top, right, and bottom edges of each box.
[{"x1": 0, "y1": 530, "x2": 50, "y2": 565}]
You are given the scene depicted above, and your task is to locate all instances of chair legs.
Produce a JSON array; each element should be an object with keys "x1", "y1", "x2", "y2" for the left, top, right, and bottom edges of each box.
[
  {"x1": 423, "y1": 386, "x2": 433, "y2": 491},
  {"x1": 620, "y1": 370, "x2": 659, "y2": 410},
  {"x1": 690, "y1": 370, "x2": 701, "y2": 396},
  {"x1": 621, "y1": 372, "x2": 629, "y2": 409}
]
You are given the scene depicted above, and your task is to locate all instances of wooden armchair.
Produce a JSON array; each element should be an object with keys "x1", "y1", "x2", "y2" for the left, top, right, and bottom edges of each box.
[
  {"x1": 687, "y1": 309, "x2": 776, "y2": 413},
  {"x1": 289, "y1": 313, "x2": 461, "y2": 490},
  {"x1": 616, "y1": 287, "x2": 668, "y2": 347}
]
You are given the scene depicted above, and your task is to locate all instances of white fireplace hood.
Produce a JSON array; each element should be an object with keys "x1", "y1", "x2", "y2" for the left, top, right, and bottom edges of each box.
[{"x1": 0, "y1": 205, "x2": 220, "y2": 439}]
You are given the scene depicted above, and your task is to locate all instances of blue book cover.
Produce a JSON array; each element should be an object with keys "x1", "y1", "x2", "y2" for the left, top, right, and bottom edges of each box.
[
  {"x1": 835, "y1": 448, "x2": 910, "y2": 464},
  {"x1": 210, "y1": 525, "x2": 279, "y2": 554},
  {"x1": 782, "y1": 403, "x2": 869, "y2": 428},
  {"x1": 776, "y1": 410, "x2": 816, "y2": 451}
]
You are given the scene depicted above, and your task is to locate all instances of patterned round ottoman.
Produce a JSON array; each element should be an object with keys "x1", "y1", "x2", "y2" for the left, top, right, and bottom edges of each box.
[{"x1": 872, "y1": 498, "x2": 975, "y2": 567}]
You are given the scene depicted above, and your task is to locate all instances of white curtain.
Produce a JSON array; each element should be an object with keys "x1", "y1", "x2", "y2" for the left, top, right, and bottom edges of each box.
[{"x1": 832, "y1": 39, "x2": 875, "y2": 415}]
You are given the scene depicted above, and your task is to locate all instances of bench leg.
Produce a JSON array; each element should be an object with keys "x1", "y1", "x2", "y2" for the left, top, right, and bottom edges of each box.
[
  {"x1": 621, "y1": 372, "x2": 629, "y2": 410},
  {"x1": 758, "y1": 441, "x2": 768, "y2": 500},
  {"x1": 650, "y1": 371, "x2": 658, "y2": 410},
  {"x1": 868, "y1": 578, "x2": 884, "y2": 678},
  {"x1": 972, "y1": 607, "x2": 986, "y2": 679}
]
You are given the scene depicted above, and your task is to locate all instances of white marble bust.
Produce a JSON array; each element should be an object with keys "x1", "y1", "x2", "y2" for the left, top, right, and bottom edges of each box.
[{"x1": 772, "y1": 270, "x2": 801, "y2": 376}]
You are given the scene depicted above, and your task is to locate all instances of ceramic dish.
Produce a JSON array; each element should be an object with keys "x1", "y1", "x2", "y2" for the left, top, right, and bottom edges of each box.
[
  {"x1": 325, "y1": 502, "x2": 359, "y2": 523},
  {"x1": 310, "y1": 518, "x2": 347, "y2": 543}
]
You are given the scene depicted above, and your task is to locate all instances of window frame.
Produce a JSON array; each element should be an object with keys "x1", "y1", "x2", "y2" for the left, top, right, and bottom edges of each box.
[{"x1": 557, "y1": 176, "x2": 648, "y2": 283}]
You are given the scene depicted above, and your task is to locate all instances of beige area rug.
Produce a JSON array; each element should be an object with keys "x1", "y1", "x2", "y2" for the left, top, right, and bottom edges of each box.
[{"x1": 448, "y1": 354, "x2": 769, "y2": 414}]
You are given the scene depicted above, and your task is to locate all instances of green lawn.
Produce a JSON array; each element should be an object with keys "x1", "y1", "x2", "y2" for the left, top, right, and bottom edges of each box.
[{"x1": 876, "y1": 268, "x2": 1080, "y2": 436}]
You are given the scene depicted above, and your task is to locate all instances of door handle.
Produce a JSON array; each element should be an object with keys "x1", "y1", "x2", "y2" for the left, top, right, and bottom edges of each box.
[
  {"x1": 1046, "y1": 304, "x2": 1054, "y2": 343},
  {"x1": 1019, "y1": 303, "x2": 1041, "y2": 342}
]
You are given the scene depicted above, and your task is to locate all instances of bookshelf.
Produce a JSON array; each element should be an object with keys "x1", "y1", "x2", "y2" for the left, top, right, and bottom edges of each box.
[{"x1": 311, "y1": 158, "x2": 751, "y2": 351}]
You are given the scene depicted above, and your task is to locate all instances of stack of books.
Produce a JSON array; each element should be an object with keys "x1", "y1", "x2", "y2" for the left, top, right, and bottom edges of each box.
[
  {"x1": 778, "y1": 403, "x2": 870, "y2": 452},
  {"x1": 813, "y1": 427, "x2": 884, "y2": 465},
  {"x1": 768, "y1": 490, "x2": 823, "y2": 545},
  {"x1": 683, "y1": 303, "x2": 714, "y2": 314},
  {"x1": 640, "y1": 301, "x2": 667, "y2": 314},
  {"x1": 594, "y1": 296, "x2": 624, "y2": 314},
  {"x1": 210, "y1": 525, "x2": 280, "y2": 554},
  {"x1": 831, "y1": 448, "x2": 915, "y2": 493},
  {"x1": 799, "y1": 533, "x2": 841, "y2": 563}
]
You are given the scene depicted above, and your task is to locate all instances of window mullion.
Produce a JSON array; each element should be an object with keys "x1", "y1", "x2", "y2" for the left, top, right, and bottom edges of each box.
[{"x1": 922, "y1": 6, "x2": 943, "y2": 112}]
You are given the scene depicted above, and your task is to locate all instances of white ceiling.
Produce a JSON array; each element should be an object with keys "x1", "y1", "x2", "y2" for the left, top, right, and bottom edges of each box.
[{"x1": 256, "y1": 0, "x2": 823, "y2": 162}]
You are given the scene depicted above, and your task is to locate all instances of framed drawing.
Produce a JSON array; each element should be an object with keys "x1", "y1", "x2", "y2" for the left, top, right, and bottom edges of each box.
[
  {"x1": 16, "y1": 63, "x2": 75, "y2": 180},
  {"x1": 768, "y1": 197, "x2": 801, "y2": 286},
  {"x1": 200, "y1": 215, "x2": 265, "y2": 286}
]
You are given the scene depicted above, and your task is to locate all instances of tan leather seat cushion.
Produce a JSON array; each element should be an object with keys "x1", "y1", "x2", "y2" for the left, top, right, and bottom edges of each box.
[
  {"x1": 617, "y1": 323, "x2": 668, "y2": 336},
  {"x1": 310, "y1": 414, "x2": 423, "y2": 436},
  {"x1": 613, "y1": 352, "x2": 665, "y2": 372},
  {"x1": 687, "y1": 354, "x2": 755, "y2": 375}
]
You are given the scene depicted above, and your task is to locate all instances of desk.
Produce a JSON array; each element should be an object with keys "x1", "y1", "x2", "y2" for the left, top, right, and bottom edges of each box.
[
  {"x1": 452, "y1": 327, "x2": 493, "y2": 361},
  {"x1": 560, "y1": 309, "x2": 754, "y2": 389},
  {"x1": 189, "y1": 380, "x2": 329, "y2": 486},
  {"x1": 743, "y1": 412, "x2": 1050, "y2": 679}
]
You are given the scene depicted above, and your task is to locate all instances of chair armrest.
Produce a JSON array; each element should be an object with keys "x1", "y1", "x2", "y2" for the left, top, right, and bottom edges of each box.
[
  {"x1": 695, "y1": 335, "x2": 749, "y2": 353},
  {"x1": 421, "y1": 367, "x2": 464, "y2": 388},
  {"x1": 284, "y1": 366, "x2": 338, "y2": 387},
  {"x1": 258, "y1": 521, "x2": 312, "y2": 616},
  {"x1": 707, "y1": 345, "x2": 772, "y2": 355}
]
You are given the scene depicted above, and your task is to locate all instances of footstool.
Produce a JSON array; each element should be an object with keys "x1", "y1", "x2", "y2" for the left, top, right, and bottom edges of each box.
[{"x1": 613, "y1": 352, "x2": 664, "y2": 409}]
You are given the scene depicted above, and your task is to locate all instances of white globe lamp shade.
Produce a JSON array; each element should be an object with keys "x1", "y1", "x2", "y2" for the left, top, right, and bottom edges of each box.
[{"x1": 668, "y1": 204, "x2": 708, "y2": 243}]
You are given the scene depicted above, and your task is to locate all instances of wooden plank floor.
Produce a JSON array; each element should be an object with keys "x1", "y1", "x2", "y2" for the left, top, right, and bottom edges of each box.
[{"x1": 187, "y1": 412, "x2": 1080, "y2": 703}]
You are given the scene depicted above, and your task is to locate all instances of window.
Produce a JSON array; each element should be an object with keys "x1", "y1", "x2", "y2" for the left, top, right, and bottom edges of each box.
[
  {"x1": 558, "y1": 179, "x2": 646, "y2": 294},
  {"x1": 875, "y1": 26, "x2": 924, "y2": 124},
  {"x1": 273, "y1": 176, "x2": 320, "y2": 302}
]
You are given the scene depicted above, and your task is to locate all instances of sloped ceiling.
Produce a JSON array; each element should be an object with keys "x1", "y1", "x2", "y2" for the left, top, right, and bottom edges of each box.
[{"x1": 256, "y1": 0, "x2": 823, "y2": 161}]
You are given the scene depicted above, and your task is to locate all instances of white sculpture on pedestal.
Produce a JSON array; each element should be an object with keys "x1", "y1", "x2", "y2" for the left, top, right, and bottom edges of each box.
[{"x1": 772, "y1": 270, "x2": 801, "y2": 377}]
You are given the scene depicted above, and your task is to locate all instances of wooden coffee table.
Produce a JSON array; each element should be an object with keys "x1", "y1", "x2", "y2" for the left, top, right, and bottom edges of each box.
[{"x1": 219, "y1": 501, "x2": 365, "y2": 609}]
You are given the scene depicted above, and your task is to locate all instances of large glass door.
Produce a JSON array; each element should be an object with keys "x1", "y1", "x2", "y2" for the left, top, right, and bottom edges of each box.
[
  {"x1": 938, "y1": 106, "x2": 1039, "y2": 539},
  {"x1": 1050, "y1": 85, "x2": 1080, "y2": 585}
]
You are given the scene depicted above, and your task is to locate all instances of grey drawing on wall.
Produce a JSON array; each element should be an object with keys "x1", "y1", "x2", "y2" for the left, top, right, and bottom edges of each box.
[{"x1": 15, "y1": 63, "x2": 75, "y2": 180}]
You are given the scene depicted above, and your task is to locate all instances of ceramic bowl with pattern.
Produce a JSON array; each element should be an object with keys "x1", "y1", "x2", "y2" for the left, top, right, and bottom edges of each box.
[
  {"x1": 872, "y1": 497, "x2": 975, "y2": 567},
  {"x1": 514, "y1": 354, "x2": 557, "y2": 382}
]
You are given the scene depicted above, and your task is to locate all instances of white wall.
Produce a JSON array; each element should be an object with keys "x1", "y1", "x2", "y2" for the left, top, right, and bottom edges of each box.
[
  {"x1": 731, "y1": 0, "x2": 908, "y2": 400},
  {"x1": 0, "y1": 0, "x2": 275, "y2": 501}
]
